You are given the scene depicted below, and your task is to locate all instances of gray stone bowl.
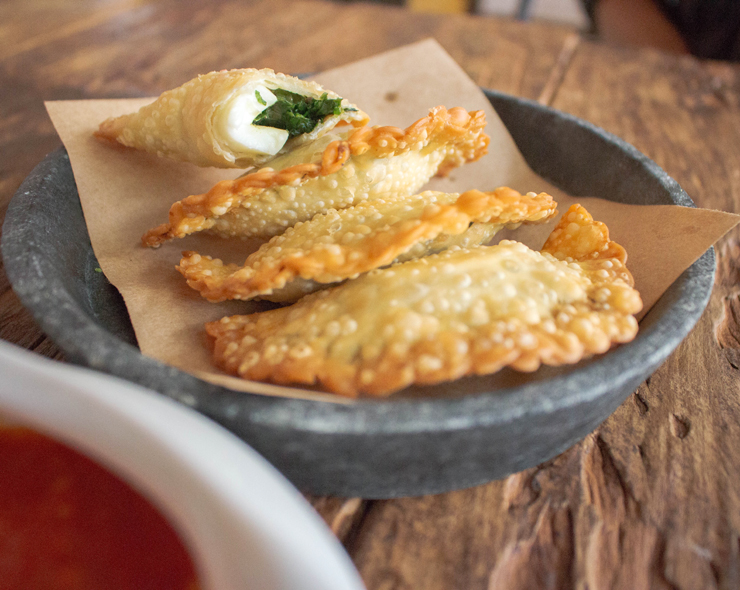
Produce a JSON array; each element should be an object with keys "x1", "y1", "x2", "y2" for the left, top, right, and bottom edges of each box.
[{"x1": 2, "y1": 90, "x2": 714, "y2": 498}]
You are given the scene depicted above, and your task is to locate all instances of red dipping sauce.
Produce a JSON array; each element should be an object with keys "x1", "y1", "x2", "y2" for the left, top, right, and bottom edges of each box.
[{"x1": 0, "y1": 427, "x2": 200, "y2": 590}]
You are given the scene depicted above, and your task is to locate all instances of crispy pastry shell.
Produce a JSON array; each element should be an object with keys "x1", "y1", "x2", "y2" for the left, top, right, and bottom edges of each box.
[
  {"x1": 206, "y1": 204, "x2": 643, "y2": 397},
  {"x1": 96, "y1": 69, "x2": 368, "y2": 168},
  {"x1": 178, "y1": 187, "x2": 557, "y2": 303},
  {"x1": 142, "y1": 106, "x2": 490, "y2": 246}
]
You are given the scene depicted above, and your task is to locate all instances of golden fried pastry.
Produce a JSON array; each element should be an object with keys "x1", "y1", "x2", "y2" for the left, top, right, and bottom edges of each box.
[
  {"x1": 205, "y1": 204, "x2": 643, "y2": 397},
  {"x1": 142, "y1": 106, "x2": 490, "y2": 246},
  {"x1": 178, "y1": 187, "x2": 557, "y2": 303},
  {"x1": 96, "y1": 69, "x2": 368, "y2": 168}
]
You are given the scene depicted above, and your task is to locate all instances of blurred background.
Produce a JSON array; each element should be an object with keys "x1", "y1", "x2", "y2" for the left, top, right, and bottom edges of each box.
[
  {"x1": 335, "y1": 0, "x2": 740, "y2": 62},
  {"x1": 336, "y1": 0, "x2": 588, "y2": 28}
]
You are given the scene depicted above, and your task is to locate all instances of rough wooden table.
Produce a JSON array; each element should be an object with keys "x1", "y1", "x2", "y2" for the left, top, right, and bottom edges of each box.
[{"x1": 2, "y1": 1, "x2": 740, "y2": 588}]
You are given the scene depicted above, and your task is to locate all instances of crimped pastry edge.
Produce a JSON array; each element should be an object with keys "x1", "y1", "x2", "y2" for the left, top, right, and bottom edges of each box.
[{"x1": 142, "y1": 106, "x2": 489, "y2": 247}]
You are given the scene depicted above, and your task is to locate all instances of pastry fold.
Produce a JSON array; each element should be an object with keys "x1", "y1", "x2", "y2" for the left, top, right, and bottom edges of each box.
[
  {"x1": 205, "y1": 204, "x2": 643, "y2": 396},
  {"x1": 142, "y1": 106, "x2": 489, "y2": 246},
  {"x1": 178, "y1": 187, "x2": 557, "y2": 303},
  {"x1": 95, "y1": 69, "x2": 368, "y2": 168}
]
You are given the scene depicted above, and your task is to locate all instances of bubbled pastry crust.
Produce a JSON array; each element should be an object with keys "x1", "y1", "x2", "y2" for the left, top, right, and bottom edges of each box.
[
  {"x1": 142, "y1": 106, "x2": 489, "y2": 246},
  {"x1": 95, "y1": 68, "x2": 368, "y2": 168},
  {"x1": 205, "y1": 204, "x2": 643, "y2": 397},
  {"x1": 178, "y1": 187, "x2": 557, "y2": 303}
]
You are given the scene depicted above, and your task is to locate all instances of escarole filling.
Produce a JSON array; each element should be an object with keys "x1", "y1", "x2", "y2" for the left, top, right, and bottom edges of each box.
[
  {"x1": 216, "y1": 85, "x2": 354, "y2": 159},
  {"x1": 253, "y1": 88, "x2": 349, "y2": 137}
]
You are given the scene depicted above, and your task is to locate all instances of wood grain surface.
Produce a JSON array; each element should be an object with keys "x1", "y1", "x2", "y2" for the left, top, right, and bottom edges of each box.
[{"x1": 2, "y1": 1, "x2": 740, "y2": 588}]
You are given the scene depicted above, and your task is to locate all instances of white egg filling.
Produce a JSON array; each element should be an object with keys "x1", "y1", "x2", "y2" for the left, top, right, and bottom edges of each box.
[{"x1": 217, "y1": 85, "x2": 290, "y2": 157}]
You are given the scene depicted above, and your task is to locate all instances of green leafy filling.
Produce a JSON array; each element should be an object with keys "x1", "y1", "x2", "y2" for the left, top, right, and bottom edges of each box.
[{"x1": 253, "y1": 89, "x2": 354, "y2": 138}]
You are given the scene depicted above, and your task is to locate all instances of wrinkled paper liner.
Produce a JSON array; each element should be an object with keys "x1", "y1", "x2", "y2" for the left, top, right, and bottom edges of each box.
[{"x1": 46, "y1": 39, "x2": 738, "y2": 403}]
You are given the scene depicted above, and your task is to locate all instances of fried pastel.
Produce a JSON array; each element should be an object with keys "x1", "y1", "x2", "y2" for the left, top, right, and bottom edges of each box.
[
  {"x1": 143, "y1": 106, "x2": 489, "y2": 246},
  {"x1": 178, "y1": 187, "x2": 557, "y2": 303},
  {"x1": 205, "y1": 204, "x2": 643, "y2": 397},
  {"x1": 96, "y1": 69, "x2": 368, "y2": 168}
]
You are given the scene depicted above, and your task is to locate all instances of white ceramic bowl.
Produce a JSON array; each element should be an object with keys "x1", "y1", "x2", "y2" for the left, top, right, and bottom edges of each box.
[{"x1": 0, "y1": 340, "x2": 365, "y2": 590}]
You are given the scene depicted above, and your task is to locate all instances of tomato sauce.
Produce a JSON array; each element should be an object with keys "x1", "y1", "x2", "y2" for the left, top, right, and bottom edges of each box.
[{"x1": 0, "y1": 427, "x2": 199, "y2": 590}]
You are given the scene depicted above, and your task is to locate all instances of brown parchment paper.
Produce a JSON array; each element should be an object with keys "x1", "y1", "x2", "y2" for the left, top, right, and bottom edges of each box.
[{"x1": 45, "y1": 39, "x2": 738, "y2": 403}]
